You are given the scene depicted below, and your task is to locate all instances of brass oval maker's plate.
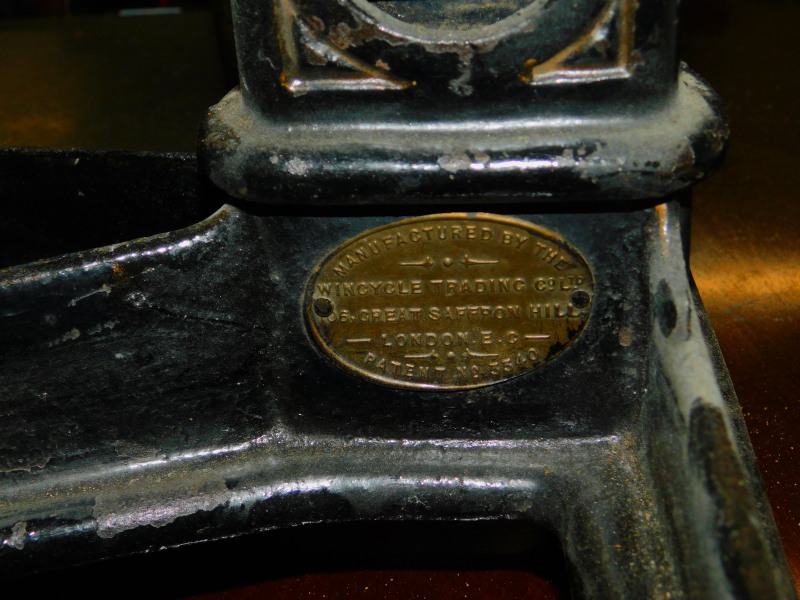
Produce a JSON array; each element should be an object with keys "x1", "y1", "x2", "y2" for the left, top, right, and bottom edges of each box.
[{"x1": 305, "y1": 214, "x2": 594, "y2": 390}]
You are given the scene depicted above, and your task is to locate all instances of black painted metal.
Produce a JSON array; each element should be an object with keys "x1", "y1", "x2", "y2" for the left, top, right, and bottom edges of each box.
[
  {"x1": 0, "y1": 2, "x2": 795, "y2": 599},
  {"x1": 200, "y1": 0, "x2": 726, "y2": 205},
  {"x1": 0, "y1": 148, "x2": 217, "y2": 269}
]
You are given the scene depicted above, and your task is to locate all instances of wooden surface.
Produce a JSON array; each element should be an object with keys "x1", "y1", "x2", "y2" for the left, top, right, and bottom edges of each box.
[{"x1": 687, "y1": 1, "x2": 800, "y2": 593}]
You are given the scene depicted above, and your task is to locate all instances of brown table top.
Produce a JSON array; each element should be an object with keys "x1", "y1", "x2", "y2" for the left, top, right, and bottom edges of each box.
[{"x1": 687, "y1": 1, "x2": 800, "y2": 593}]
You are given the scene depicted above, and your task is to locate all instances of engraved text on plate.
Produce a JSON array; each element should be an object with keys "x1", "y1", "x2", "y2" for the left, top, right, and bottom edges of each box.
[{"x1": 305, "y1": 214, "x2": 594, "y2": 390}]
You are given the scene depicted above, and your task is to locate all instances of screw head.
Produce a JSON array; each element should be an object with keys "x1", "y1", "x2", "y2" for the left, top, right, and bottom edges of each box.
[
  {"x1": 571, "y1": 290, "x2": 591, "y2": 309},
  {"x1": 313, "y1": 297, "x2": 333, "y2": 317}
]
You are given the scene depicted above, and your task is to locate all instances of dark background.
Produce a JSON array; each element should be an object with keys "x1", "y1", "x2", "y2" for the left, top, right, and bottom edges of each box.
[{"x1": 0, "y1": 1, "x2": 797, "y2": 597}]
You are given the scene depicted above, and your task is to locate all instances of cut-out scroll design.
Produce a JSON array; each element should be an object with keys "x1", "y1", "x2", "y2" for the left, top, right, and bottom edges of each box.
[
  {"x1": 275, "y1": 0, "x2": 412, "y2": 94},
  {"x1": 274, "y1": 0, "x2": 636, "y2": 93},
  {"x1": 519, "y1": 0, "x2": 636, "y2": 85}
]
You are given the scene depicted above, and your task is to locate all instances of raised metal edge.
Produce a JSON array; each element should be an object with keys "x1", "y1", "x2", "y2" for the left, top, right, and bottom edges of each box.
[{"x1": 200, "y1": 67, "x2": 728, "y2": 204}]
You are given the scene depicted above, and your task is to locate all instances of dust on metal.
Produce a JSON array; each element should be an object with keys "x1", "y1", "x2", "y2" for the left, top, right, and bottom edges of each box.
[{"x1": 305, "y1": 213, "x2": 594, "y2": 390}]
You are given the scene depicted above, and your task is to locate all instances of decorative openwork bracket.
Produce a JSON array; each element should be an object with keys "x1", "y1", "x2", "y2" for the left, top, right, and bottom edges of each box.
[
  {"x1": 519, "y1": 0, "x2": 635, "y2": 84},
  {"x1": 273, "y1": 0, "x2": 636, "y2": 94}
]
